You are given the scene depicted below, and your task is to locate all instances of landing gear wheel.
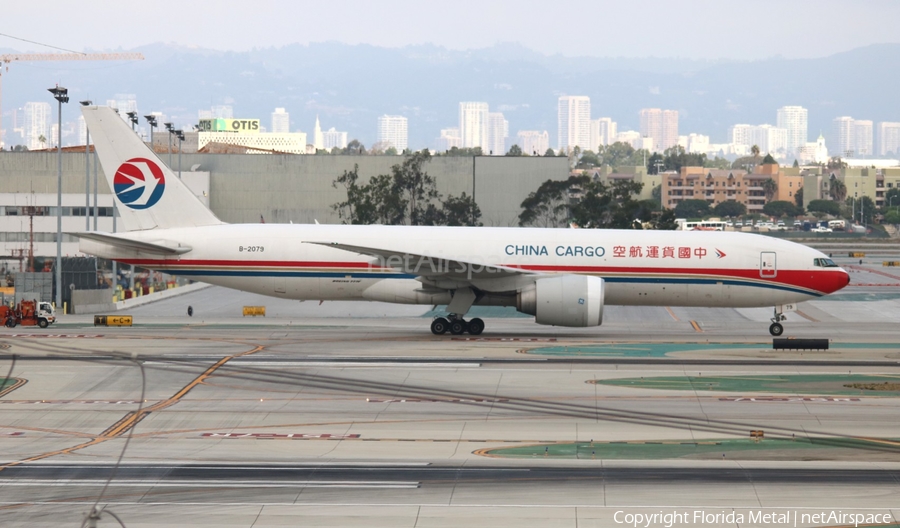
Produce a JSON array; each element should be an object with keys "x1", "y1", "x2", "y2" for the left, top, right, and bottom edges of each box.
[
  {"x1": 467, "y1": 318, "x2": 485, "y2": 336},
  {"x1": 430, "y1": 317, "x2": 449, "y2": 335},
  {"x1": 38, "y1": 319, "x2": 49, "y2": 329},
  {"x1": 449, "y1": 320, "x2": 467, "y2": 335},
  {"x1": 769, "y1": 322, "x2": 784, "y2": 336}
]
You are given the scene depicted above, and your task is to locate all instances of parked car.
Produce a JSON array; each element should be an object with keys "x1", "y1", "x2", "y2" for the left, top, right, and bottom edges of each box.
[{"x1": 812, "y1": 226, "x2": 833, "y2": 233}]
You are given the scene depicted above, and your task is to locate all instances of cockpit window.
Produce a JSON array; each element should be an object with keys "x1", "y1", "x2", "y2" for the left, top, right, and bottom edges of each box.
[{"x1": 814, "y1": 258, "x2": 839, "y2": 267}]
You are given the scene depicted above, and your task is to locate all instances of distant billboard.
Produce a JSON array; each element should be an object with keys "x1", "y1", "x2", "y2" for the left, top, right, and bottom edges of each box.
[{"x1": 198, "y1": 118, "x2": 260, "y2": 134}]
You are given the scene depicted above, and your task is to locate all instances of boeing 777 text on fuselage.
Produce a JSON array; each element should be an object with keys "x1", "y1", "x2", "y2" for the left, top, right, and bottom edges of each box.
[{"x1": 77, "y1": 106, "x2": 849, "y2": 336}]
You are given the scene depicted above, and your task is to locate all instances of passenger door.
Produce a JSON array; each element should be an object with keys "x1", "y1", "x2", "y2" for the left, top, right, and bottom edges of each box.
[{"x1": 760, "y1": 252, "x2": 777, "y2": 278}]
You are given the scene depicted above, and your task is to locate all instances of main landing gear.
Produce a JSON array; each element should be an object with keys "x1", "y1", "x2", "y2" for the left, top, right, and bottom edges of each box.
[
  {"x1": 769, "y1": 307, "x2": 786, "y2": 336},
  {"x1": 431, "y1": 315, "x2": 485, "y2": 336}
]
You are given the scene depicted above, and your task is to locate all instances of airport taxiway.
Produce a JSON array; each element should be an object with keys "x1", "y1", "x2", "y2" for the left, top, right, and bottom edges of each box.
[{"x1": 1, "y1": 269, "x2": 900, "y2": 527}]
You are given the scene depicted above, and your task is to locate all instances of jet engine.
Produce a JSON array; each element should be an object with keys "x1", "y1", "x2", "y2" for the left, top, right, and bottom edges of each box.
[{"x1": 516, "y1": 275, "x2": 604, "y2": 327}]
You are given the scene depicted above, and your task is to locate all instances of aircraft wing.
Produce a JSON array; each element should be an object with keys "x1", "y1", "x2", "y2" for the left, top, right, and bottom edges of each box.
[
  {"x1": 305, "y1": 241, "x2": 532, "y2": 287},
  {"x1": 72, "y1": 232, "x2": 193, "y2": 255}
]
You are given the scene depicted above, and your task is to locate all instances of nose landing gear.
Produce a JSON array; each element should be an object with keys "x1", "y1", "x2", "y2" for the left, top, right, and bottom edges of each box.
[{"x1": 769, "y1": 307, "x2": 786, "y2": 336}]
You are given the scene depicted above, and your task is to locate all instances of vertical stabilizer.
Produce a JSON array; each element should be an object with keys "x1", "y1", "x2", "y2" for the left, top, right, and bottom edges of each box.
[{"x1": 82, "y1": 106, "x2": 223, "y2": 231}]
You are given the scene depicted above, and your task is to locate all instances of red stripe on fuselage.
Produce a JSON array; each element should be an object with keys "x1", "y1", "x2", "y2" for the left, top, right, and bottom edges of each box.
[{"x1": 115, "y1": 259, "x2": 849, "y2": 295}]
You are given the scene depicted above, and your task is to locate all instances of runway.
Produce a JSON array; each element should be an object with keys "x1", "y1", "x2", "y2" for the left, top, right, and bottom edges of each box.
[{"x1": 1, "y1": 274, "x2": 900, "y2": 526}]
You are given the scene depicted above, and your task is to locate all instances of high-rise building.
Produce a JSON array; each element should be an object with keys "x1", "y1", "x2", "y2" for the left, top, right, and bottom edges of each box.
[
  {"x1": 516, "y1": 130, "x2": 550, "y2": 155},
  {"x1": 312, "y1": 116, "x2": 324, "y2": 150},
  {"x1": 639, "y1": 108, "x2": 678, "y2": 152},
  {"x1": 661, "y1": 110, "x2": 679, "y2": 152},
  {"x1": 487, "y1": 112, "x2": 508, "y2": 155},
  {"x1": 730, "y1": 123, "x2": 787, "y2": 156},
  {"x1": 459, "y1": 102, "x2": 489, "y2": 149},
  {"x1": 557, "y1": 96, "x2": 590, "y2": 152},
  {"x1": 776, "y1": 106, "x2": 808, "y2": 156},
  {"x1": 23, "y1": 101, "x2": 51, "y2": 150},
  {"x1": 685, "y1": 133, "x2": 710, "y2": 154},
  {"x1": 376, "y1": 115, "x2": 408, "y2": 152},
  {"x1": 832, "y1": 116, "x2": 854, "y2": 156},
  {"x1": 271, "y1": 108, "x2": 290, "y2": 134},
  {"x1": 323, "y1": 128, "x2": 348, "y2": 150},
  {"x1": 853, "y1": 120, "x2": 873, "y2": 156},
  {"x1": 589, "y1": 118, "x2": 617, "y2": 151},
  {"x1": 437, "y1": 128, "x2": 461, "y2": 151},
  {"x1": 878, "y1": 122, "x2": 900, "y2": 156},
  {"x1": 729, "y1": 124, "x2": 753, "y2": 147}
]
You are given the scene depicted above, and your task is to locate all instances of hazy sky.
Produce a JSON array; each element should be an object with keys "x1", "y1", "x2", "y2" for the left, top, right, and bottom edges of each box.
[{"x1": 5, "y1": 0, "x2": 899, "y2": 60}]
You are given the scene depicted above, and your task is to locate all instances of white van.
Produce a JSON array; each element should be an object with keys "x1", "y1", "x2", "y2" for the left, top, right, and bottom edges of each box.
[{"x1": 828, "y1": 219, "x2": 846, "y2": 230}]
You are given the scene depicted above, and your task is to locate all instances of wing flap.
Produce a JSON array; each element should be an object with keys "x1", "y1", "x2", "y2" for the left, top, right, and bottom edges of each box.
[{"x1": 305, "y1": 241, "x2": 526, "y2": 281}]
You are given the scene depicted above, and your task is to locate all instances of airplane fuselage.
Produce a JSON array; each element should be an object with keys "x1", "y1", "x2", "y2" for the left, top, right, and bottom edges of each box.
[{"x1": 85, "y1": 224, "x2": 849, "y2": 309}]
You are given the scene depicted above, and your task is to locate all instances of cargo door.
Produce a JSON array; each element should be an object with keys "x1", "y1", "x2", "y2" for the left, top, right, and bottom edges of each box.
[
  {"x1": 760, "y1": 252, "x2": 777, "y2": 278},
  {"x1": 274, "y1": 276, "x2": 286, "y2": 294}
]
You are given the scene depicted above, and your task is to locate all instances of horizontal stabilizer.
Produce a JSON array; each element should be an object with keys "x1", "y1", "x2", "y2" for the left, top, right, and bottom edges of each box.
[{"x1": 72, "y1": 232, "x2": 192, "y2": 255}]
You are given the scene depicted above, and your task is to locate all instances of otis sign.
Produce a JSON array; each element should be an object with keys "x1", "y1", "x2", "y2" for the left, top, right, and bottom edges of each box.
[
  {"x1": 198, "y1": 118, "x2": 260, "y2": 134},
  {"x1": 114, "y1": 158, "x2": 166, "y2": 209}
]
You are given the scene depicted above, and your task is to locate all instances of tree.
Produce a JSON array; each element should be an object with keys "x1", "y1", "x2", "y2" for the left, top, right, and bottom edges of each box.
[
  {"x1": 807, "y1": 199, "x2": 841, "y2": 218},
  {"x1": 828, "y1": 177, "x2": 847, "y2": 202},
  {"x1": 763, "y1": 200, "x2": 802, "y2": 218},
  {"x1": 655, "y1": 145, "x2": 707, "y2": 173},
  {"x1": 570, "y1": 179, "x2": 644, "y2": 229},
  {"x1": 544, "y1": 147, "x2": 556, "y2": 157},
  {"x1": 881, "y1": 188, "x2": 900, "y2": 215},
  {"x1": 713, "y1": 200, "x2": 747, "y2": 218},
  {"x1": 331, "y1": 151, "x2": 482, "y2": 227},
  {"x1": 518, "y1": 175, "x2": 589, "y2": 227},
  {"x1": 440, "y1": 192, "x2": 482, "y2": 226},
  {"x1": 655, "y1": 209, "x2": 678, "y2": 230},
  {"x1": 596, "y1": 142, "x2": 647, "y2": 168},
  {"x1": 384, "y1": 146, "x2": 399, "y2": 156},
  {"x1": 674, "y1": 199, "x2": 711, "y2": 219},
  {"x1": 762, "y1": 178, "x2": 778, "y2": 201},
  {"x1": 331, "y1": 164, "x2": 362, "y2": 223},
  {"x1": 38, "y1": 135, "x2": 46, "y2": 148},
  {"x1": 391, "y1": 151, "x2": 440, "y2": 225},
  {"x1": 794, "y1": 187, "x2": 804, "y2": 208},
  {"x1": 506, "y1": 144, "x2": 523, "y2": 157},
  {"x1": 575, "y1": 149, "x2": 600, "y2": 168},
  {"x1": 761, "y1": 153, "x2": 777, "y2": 164},
  {"x1": 439, "y1": 146, "x2": 483, "y2": 157},
  {"x1": 341, "y1": 139, "x2": 366, "y2": 155},
  {"x1": 850, "y1": 196, "x2": 876, "y2": 225},
  {"x1": 792, "y1": 159, "x2": 799, "y2": 168},
  {"x1": 884, "y1": 210, "x2": 900, "y2": 225},
  {"x1": 751, "y1": 144, "x2": 761, "y2": 157},
  {"x1": 704, "y1": 156, "x2": 731, "y2": 169}
]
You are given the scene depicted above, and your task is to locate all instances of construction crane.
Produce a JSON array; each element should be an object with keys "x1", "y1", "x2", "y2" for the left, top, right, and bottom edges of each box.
[{"x1": 0, "y1": 52, "x2": 145, "y2": 147}]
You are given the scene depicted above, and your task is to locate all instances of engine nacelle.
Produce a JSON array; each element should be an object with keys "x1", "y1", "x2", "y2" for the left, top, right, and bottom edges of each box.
[{"x1": 517, "y1": 275, "x2": 604, "y2": 327}]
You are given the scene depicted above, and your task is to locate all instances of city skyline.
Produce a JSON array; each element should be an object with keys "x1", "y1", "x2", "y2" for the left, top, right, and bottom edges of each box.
[
  {"x1": 10, "y1": 95, "x2": 900, "y2": 161},
  {"x1": 2, "y1": 39, "x2": 899, "y2": 154}
]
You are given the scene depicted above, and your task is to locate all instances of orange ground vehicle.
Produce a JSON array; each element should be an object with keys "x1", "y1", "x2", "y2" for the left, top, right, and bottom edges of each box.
[{"x1": 0, "y1": 300, "x2": 56, "y2": 328}]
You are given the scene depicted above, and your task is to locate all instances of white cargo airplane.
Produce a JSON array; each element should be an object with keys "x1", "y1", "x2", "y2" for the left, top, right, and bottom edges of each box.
[{"x1": 78, "y1": 106, "x2": 849, "y2": 336}]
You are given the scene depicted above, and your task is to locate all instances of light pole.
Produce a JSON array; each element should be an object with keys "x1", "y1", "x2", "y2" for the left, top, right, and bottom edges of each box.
[
  {"x1": 80, "y1": 100, "x2": 92, "y2": 231},
  {"x1": 654, "y1": 161, "x2": 665, "y2": 212},
  {"x1": 126, "y1": 111, "x2": 138, "y2": 132},
  {"x1": 144, "y1": 114, "x2": 158, "y2": 153},
  {"x1": 164, "y1": 122, "x2": 174, "y2": 168},
  {"x1": 175, "y1": 129, "x2": 184, "y2": 179},
  {"x1": 48, "y1": 85, "x2": 68, "y2": 311}
]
